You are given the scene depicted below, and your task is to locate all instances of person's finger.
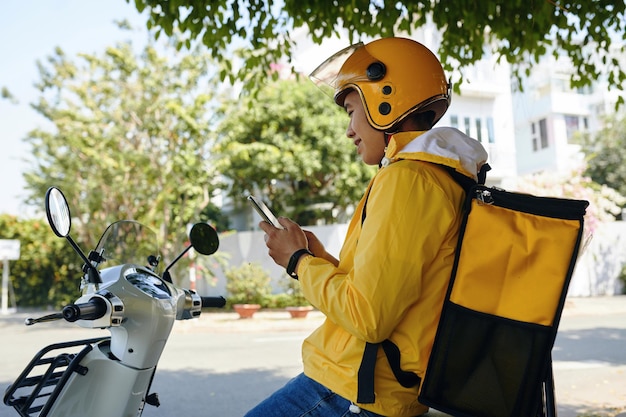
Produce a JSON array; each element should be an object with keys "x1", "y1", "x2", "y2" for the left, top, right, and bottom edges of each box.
[{"x1": 277, "y1": 217, "x2": 298, "y2": 229}]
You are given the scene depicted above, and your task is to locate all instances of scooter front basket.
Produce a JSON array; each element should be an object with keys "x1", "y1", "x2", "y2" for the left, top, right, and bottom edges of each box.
[{"x1": 3, "y1": 337, "x2": 109, "y2": 417}]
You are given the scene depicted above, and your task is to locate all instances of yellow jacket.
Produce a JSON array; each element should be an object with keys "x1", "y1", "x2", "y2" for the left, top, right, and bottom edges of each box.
[{"x1": 297, "y1": 127, "x2": 488, "y2": 416}]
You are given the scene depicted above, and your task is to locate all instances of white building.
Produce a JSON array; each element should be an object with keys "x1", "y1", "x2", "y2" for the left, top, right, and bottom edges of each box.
[{"x1": 513, "y1": 56, "x2": 598, "y2": 177}]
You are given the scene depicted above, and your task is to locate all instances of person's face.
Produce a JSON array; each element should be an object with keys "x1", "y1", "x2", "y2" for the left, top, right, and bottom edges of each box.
[{"x1": 343, "y1": 91, "x2": 386, "y2": 165}]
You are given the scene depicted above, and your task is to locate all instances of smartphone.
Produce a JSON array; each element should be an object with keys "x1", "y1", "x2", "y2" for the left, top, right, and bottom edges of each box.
[{"x1": 247, "y1": 195, "x2": 284, "y2": 229}]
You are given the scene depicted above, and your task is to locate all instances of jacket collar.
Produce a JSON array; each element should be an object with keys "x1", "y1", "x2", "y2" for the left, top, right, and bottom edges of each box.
[{"x1": 382, "y1": 127, "x2": 488, "y2": 181}]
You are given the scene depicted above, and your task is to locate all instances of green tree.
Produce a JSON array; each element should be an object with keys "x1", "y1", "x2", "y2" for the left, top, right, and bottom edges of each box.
[
  {"x1": 130, "y1": 0, "x2": 626, "y2": 100},
  {"x1": 214, "y1": 78, "x2": 374, "y2": 225},
  {"x1": 0, "y1": 215, "x2": 81, "y2": 308},
  {"x1": 581, "y1": 114, "x2": 626, "y2": 204},
  {"x1": 23, "y1": 39, "x2": 222, "y2": 263}
]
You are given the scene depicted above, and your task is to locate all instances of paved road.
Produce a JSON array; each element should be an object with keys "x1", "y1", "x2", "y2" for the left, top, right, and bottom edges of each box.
[{"x1": 1, "y1": 296, "x2": 625, "y2": 417}]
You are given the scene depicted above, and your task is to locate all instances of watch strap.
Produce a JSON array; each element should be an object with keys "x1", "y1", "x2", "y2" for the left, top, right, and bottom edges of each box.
[{"x1": 286, "y1": 248, "x2": 313, "y2": 279}]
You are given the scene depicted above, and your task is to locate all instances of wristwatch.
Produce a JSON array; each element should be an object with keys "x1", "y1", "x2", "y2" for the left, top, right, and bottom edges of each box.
[{"x1": 286, "y1": 248, "x2": 313, "y2": 279}]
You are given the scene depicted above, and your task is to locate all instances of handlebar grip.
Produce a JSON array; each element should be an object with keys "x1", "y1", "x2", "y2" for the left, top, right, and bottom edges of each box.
[
  {"x1": 62, "y1": 297, "x2": 108, "y2": 322},
  {"x1": 201, "y1": 296, "x2": 226, "y2": 308}
]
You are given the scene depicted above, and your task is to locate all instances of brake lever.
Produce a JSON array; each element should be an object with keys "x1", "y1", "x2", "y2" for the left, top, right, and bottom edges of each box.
[{"x1": 25, "y1": 312, "x2": 64, "y2": 326}]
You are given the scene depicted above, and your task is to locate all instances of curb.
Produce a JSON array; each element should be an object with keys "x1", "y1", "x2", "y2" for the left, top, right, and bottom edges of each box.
[{"x1": 2, "y1": 296, "x2": 625, "y2": 332}]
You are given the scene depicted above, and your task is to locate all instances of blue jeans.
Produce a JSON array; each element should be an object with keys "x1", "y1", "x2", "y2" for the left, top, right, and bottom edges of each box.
[{"x1": 244, "y1": 373, "x2": 385, "y2": 417}]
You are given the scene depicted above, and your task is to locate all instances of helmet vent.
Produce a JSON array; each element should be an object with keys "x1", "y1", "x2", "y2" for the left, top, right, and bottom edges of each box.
[
  {"x1": 366, "y1": 62, "x2": 386, "y2": 81},
  {"x1": 382, "y1": 85, "x2": 392, "y2": 95},
  {"x1": 379, "y1": 102, "x2": 392, "y2": 115}
]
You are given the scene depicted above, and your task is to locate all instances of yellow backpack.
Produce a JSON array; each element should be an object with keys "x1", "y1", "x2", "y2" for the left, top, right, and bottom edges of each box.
[{"x1": 418, "y1": 184, "x2": 589, "y2": 417}]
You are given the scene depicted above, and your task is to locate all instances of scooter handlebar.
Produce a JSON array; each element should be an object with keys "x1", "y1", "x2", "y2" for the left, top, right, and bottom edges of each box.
[
  {"x1": 201, "y1": 296, "x2": 226, "y2": 308},
  {"x1": 62, "y1": 297, "x2": 108, "y2": 322}
]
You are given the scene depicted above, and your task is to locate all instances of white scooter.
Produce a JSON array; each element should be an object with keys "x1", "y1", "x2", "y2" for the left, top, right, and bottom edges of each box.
[{"x1": 3, "y1": 187, "x2": 226, "y2": 417}]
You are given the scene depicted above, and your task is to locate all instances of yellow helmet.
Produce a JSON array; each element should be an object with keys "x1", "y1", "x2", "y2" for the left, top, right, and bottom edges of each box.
[{"x1": 310, "y1": 37, "x2": 451, "y2": 131}]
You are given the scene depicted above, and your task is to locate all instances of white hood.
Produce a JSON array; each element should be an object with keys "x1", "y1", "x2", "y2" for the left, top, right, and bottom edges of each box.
[{"x1": 391, "y1": 127, "x2": 489, "y2": 181}]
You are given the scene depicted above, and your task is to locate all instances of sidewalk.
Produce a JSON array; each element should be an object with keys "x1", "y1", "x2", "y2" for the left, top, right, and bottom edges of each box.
[
  {"x1": 561, "y1": 295, "x2": 626, "y2": 317},
  {"x1": 169, "y1": 295, "x2": 626, "y2": 333},
  {"x1": 2, "y1": 295, "x2": 625, "y2": 337},
  {"x1": 2, "y1": 295, "x2": 625, "y2": 329}
]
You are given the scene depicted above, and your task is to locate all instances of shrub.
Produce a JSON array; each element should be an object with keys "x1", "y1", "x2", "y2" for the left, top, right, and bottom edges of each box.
[{"x1": 224, "y1": 262, "x2": 272, "y2": 307}]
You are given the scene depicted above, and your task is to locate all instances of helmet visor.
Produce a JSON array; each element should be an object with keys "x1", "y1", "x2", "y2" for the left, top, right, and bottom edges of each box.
[{"x1": 309, "y1": 42, "x2": 365, "y2": 100}]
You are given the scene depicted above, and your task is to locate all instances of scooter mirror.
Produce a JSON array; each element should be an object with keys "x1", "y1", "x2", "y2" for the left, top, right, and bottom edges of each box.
[
  {"x1": 45, "y1": 187, "x2": 72, "y2": 238},
  {"x1": 189, "y1": 223, "x2": 219, "y2": 255}
]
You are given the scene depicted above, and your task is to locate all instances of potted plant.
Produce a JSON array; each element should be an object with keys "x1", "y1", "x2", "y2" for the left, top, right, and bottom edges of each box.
[
  {"x1": 281, "y1": 275, "x2": 314, "y2": 319},
  {"x1": 224, "y1": 262, "x2": 272, "y2": 319}
]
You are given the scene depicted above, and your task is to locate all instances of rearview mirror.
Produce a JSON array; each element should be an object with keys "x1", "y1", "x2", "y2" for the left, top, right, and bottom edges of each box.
[
  {"x1": 189, "y1": 223, "x2": 219, "y2": 255},
  {"x1": 45, "y1": 187, "x2": 71, "y2": 237}
]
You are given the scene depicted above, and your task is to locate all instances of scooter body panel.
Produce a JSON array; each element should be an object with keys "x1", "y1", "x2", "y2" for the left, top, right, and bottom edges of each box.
[
  {"x1": 98, "y1": 265, "x2": 177, "y2": 369},
  {"x1": 46, "y1": 341, "x2": 154, "y2": 417}
]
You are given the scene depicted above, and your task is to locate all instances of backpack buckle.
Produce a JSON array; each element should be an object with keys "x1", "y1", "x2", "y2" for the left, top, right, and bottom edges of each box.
[{"x1": 476, "y1": 189, "x2": 494, "y2": 205}]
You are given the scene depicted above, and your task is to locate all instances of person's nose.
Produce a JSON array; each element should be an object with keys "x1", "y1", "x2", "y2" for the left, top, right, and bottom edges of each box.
[{"x1": 346, "y1": 121, "x2": 355, "y2": 139}]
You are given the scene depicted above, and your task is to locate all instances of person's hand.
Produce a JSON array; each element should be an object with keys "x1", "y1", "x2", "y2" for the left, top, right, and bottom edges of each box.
[
  {"x1": 304, "y1": 230, "x2": 339, "y2": 267},
  {"x1": 303, "y1": 230, "x2": 325, "y2": 257},
  {"x1": 259, "y1": 217, "x2": 308, "y2": 269}
]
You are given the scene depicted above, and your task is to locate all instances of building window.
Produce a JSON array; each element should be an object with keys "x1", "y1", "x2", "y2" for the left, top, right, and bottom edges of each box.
[
  {"x1": 552, "y1": 76, "x2": 569, "y2": 93},
  {"x1": 564, "y1": 115, "x2": 580, "y2": 143},
  {"x1": 539, "y1": 118, "x2": 548, "y2": 149},
  {"x1": 450, "y1": 115, "x2": 458, "y2": 128},
  {"x1": 531, "y1": 122, "x2": 538, "y2": 151},
  {"x1": 475, "y1": 118, "x2": 482, "y2": 142},
  {"x1": 486, "y1": 117, "x2": 495, "y2": 143},
  {"x1": 464, "y1": 117, "x2": 471, "y2": 136}
]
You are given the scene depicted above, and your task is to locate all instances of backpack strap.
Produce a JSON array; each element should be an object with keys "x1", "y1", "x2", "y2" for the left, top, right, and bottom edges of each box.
[
  {"x1": 443, "y1": 163, "x2": 491, "y2": 192},
  {"x1": 355, "y1": 162, "x2": 490, "y2": 404},
  {"x1": 357, "y1": 340, "x2": 422, "y2": 403},
  {"x1": 357, "y1": 342, "x2": 379, "y2": 403}
]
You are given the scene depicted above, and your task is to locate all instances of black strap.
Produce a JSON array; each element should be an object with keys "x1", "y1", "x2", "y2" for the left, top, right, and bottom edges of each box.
[
  {"x1": 357, "y1": 342, "x2": 379, "y2": 403},
  {"x1": 442, "y1": 163, "x2": 490, "y2": 193},
  {"x1": 444, "y1": 167, "x2": 476, "y2": 193},
  {"x1": 478, "y1": 163, "x2": 491, "y2": 185},
  {"x1": 361, "y1": 186, "x2": 372, "y2": 226},
  {"x1": 357, "y1": 340, "x2": 422, "y2": 403},
  {"x1": 381, "y1": 340, "x2": 421, "y2": 388}
]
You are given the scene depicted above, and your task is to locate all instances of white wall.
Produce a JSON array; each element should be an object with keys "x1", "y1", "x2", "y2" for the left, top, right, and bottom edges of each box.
[
  {"x1": 193, "y1": 224, "x2": 349, "y2": 297},
  {"x1": 569, "y1": 221, "x2": 626, "y2": 296},
  {"x1": 191, "y1": 221, "x2": 625, "y2": 299}
]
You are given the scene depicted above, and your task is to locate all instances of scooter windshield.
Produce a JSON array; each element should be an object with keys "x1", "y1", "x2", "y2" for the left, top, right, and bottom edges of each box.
[{"x1": 94, "y1": 220, "x2": 159, "y2": 270}]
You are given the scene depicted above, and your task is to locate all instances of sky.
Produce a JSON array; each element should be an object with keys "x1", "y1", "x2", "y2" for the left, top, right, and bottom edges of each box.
[
  {"x1": 0, "y1": 1, "x2": 150, "y2": 216},
  {"x1": 0, "y1": 2, "x2": 345, "y2": 218}
]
